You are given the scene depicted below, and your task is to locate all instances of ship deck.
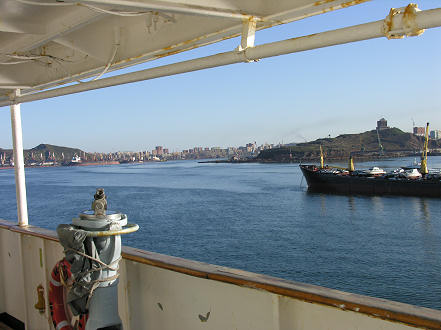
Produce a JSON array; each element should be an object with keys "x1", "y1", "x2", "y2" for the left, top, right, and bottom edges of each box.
[{"x1": 1, "y1": 219, "x2": 441, "y2": 329}]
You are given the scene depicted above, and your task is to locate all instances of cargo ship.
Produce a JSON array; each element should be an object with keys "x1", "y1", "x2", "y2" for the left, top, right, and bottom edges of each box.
[
  {"x1": 300, "y1": 124, "x2": 441, "y2": 197},
  {"x1": 300, "y1": 164, "x2": 441, "y2": 197}
]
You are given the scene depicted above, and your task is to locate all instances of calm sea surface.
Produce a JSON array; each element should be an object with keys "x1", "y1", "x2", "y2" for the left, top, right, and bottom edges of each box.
[{"x1": 1, "y1": 157, "x2": 441, "y2": 310}]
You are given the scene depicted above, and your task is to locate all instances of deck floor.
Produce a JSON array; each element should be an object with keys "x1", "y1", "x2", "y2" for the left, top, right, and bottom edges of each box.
[{"x1": 0, "y1": 322, "x2": 14, "y2": 330}]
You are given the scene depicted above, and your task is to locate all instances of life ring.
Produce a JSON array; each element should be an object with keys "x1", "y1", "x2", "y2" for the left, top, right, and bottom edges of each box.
[{"x1": 49, "y1": 259, "x2": 88, "y2": 330}]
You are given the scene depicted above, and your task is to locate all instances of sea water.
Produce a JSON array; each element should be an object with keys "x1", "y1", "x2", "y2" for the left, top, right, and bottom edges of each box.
[{"x1": 0, "y1": 156, "x2": 440, "y2": 310}]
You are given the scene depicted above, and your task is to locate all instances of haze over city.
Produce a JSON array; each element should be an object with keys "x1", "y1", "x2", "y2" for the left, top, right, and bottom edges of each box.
[{"x1": 1, "y1": 0, "x2": 441, "y2": 153}]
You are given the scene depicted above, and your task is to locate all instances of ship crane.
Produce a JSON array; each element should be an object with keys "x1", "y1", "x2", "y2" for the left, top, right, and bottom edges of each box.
[{"x1": 420, "y1": 122, "x2": 430, "y2": 175}]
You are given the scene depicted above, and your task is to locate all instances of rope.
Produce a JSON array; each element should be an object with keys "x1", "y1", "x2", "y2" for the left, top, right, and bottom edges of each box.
[
  {"x1": 63, "y1": 247, "x2": 122, "y2": 309},
  {"x1": 66, "y1": 248, "x2": 121, "y2": 272}
]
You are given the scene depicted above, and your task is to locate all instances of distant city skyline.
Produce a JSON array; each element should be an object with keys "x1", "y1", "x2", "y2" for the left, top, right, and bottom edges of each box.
[
  {"x1": 2, "y1": 117, "x2": 439, "y2": 154},
  {"x1": 1, "y1": 0, "x2": 441, "y2": 153}
]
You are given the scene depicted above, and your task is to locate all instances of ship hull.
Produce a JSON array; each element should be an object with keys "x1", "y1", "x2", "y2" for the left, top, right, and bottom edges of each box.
[{"x1": 300, "y1": 165, "x2": 441, "y2": 197}]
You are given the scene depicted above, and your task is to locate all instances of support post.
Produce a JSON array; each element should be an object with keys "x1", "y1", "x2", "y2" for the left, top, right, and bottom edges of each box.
[
  {"x1": 10, "y1": 89, "x2": 28, "y2": 227},
  {"x1": 240, "y1": 18, "x2": 257, "y2": 50}
]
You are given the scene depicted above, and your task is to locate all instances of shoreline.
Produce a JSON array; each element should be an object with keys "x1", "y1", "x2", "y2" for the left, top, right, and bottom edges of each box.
[
  {"x1": 0, "y1": 161, "x2": 120, "y2": 170},
  {"x1": 199, "y1": 153, "x2": 441, "y2": 164}
]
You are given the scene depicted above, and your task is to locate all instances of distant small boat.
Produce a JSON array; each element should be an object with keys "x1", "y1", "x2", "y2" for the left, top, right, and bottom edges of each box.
[
  {"x1": 402, "y1": 168, "x2": 422, "y2": 179},
  {"x1": 67, "y1": 154, "x2": 82, "y2": 166},
  {"x1": 364, "y1": 166, "x2": 386, "y2": 176}
]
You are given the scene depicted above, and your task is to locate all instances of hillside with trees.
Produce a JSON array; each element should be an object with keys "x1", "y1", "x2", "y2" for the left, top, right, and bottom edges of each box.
[
  {"x1": 256, "y1": 128, "x2": 440, "y2": 162},
  {"x1": 1, "y1": 144, "x2": 83, "y2": 164}
]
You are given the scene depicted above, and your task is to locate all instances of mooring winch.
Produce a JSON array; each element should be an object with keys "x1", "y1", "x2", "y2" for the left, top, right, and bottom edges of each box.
[{"x1": 51, "y1": 188, "x2": 138, "y2": 330}]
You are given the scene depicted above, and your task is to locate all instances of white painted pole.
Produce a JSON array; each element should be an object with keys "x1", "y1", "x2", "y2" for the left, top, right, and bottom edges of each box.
[
  {"x1": 10, "y1": 89, "x2": 29, "y2": 227},
  {"x1": 1, "y1": 6, "x2": 441, "y2": 108}
]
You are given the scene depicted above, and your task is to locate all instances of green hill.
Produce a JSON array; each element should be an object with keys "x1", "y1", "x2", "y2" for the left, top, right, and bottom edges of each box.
[
  {"x1": 1, "y1": 144, "x2": 84, "y2": 163},
  {"x1": 257, "y1": 128, "x2": 438, "y2": 162}
]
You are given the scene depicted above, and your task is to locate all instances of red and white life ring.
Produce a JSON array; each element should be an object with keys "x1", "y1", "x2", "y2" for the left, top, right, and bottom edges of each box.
[{"x1": 49, "y1": 259, "x2": 88, "y2": 330}]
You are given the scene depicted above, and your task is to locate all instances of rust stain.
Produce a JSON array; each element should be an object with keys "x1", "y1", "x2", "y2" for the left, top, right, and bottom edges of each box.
[
  {"x1": 116, "y1": 30, "x2": 240, "y2": 67},
  {"x1": 126, "y1": 280, "x2": 131, "y2": 295},
  {"x1": 39, "y1": 248, "x2": 43, "y2": 268},
  {"x1": 177, "y1": 2, "x2": 259, "y2": 20},
  {"x1": 384, "y1": 7, "x2": 394, "y2": 34},
  {"x1": 198, "y1": 311, "x2": 210, "y2": 322},
  {"x1": 286, "y1": 33, "x2": 320, "y2": 44},
  {"x1": 152, "y1": 46, "x2": 198, "y2": 60},
  {"x1": 127, "y1": 31, "x2": 241, "y2": 62},
  {"x1": 402, "y1": 3, "x2": 425, "y2": 37},
  {"x1": 314, "y1": 0, "x2": 335, "y2": 6},
  {"x1": 340, "y1": 0, "x2": 367, "y2": 9},
  {"x1": 314, "y1": 0, "x2": 367, "y2": 8},
  {"x1": 383, "y1": 4, "x2": 424, "y2": 40},
  {"x1": 34, "y1": 284, "x2": 45, "y2": 314}
]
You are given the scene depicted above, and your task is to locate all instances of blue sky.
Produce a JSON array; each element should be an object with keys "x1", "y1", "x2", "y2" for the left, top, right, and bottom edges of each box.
[{"x1": 1, "y1": 0, "x2": 441, "y2": 153}]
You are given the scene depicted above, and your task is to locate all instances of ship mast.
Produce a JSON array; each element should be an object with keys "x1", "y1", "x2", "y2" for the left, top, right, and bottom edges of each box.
[
  {"x1": 420, "y1": 122, "x2": 429, "y2": 175},
  {"x1": 320, "y1": 145, "x2": 324, "y2": 169},
  {"x1": 348, "y1": 154, "x2": 355, "y2": 173}
]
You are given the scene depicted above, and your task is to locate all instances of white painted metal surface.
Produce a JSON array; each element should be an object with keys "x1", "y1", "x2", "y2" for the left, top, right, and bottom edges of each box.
[
  {"x1": 1, "y1": 221, "x2": 440, "y2": 330},
  {"x1": 1, "y1": 0, "x2": 375, "y2": 102},
  {"x1": 9, "y1": 89, "x2": 28, "y2": 227},
  {"x1": 2, "y1": 5, "x2": 441, "y2": 107}
]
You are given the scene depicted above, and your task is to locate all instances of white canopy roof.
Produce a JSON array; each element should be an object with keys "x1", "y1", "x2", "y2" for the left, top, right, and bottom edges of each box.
[
  {"x1": 0, "y1": 0, "x2": 371, "y2": 102},
  {"x1": 2, "y1": 0, "x2": 441, "y2": 107}
]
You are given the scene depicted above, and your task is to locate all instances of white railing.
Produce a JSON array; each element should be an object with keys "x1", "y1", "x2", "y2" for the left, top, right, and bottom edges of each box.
[{"x1": 1, "y1": 219, "x2": 440, "y2": 330}]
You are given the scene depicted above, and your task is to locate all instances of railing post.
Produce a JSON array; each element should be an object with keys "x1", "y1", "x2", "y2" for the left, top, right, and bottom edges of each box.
[{"x1": 10, "y1": 89, "x2": 29, "y2": 227}]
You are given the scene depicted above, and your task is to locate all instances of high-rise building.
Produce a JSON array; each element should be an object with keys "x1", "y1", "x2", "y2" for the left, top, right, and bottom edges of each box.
[
  {"x1": 430, "y1": 130, "x2": 441, "y2": 140},
  {"x1": 413, "y1": 127, "x2": 426, "y2": 136},
  {"x1": 155, "y1": 146, "x2": 163, "y2": 155}
]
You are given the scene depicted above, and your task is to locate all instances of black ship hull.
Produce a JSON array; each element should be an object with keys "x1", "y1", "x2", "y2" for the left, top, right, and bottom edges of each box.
[{"x1": 300, "y1": 165, "x2": 441, "y2": 198}]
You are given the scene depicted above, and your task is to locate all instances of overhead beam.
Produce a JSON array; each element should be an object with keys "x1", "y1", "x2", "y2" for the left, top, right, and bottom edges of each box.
[
  {"x1": 2, "y1": 6, "x2": 440, "y2": 108},
  {"x1": 68, "y1": 0, "x2": 261, "y2": 20},
  {"x1": 0, "y1": 20, "x2": 46, "y2": 34}
]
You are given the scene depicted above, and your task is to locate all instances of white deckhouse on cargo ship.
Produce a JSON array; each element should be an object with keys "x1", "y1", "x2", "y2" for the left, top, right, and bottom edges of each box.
[{"x1": 1, "y1": 0, "x2": 441, "y2": 329}]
